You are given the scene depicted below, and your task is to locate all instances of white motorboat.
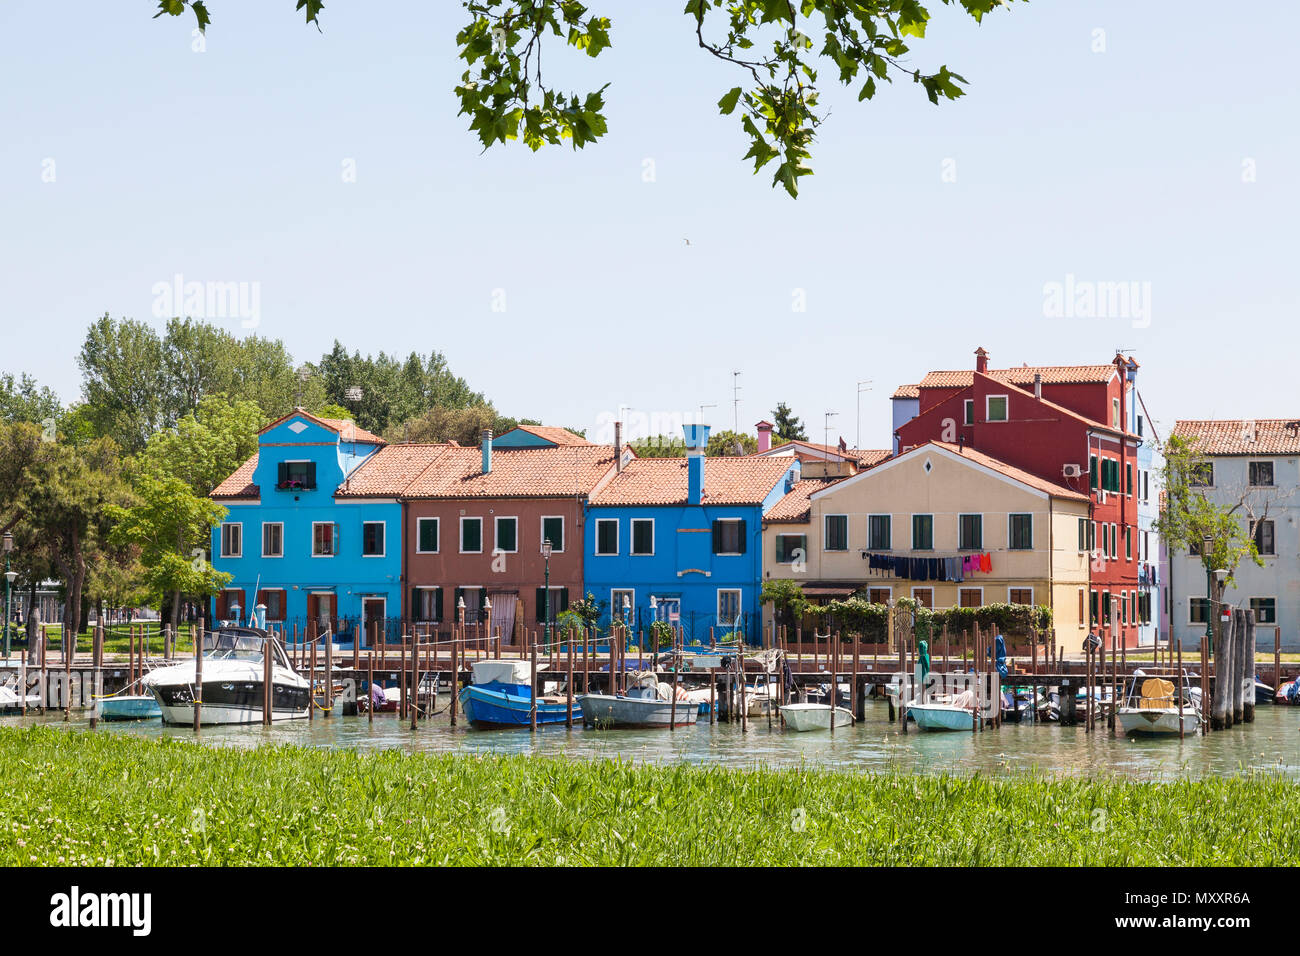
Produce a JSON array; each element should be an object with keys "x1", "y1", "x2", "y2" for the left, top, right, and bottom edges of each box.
[
  {"x1": 142, "y1": 626, "x2": 310, "y2": 725},
  {"x1": 0, "y1": 683, "x2": 39, "y2": 711},
  {"x1": 1116, "y1": 675, "x2": 1199, "y2": 737},
  {"x1": 779, "y1": 702, "x2": 854, "y2": 732},
  {"x1": 578, "y1": 673, "x2": 698, "y2": 728}
]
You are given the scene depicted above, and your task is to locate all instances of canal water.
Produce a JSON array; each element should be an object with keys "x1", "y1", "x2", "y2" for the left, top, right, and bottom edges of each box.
[{"x1": 7, "y1": 701, "x2": 1299, "y2": 780}]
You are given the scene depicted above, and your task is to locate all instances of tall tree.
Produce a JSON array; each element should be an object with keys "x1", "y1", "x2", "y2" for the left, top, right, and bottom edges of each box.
[
  {"x1": 144, "y1": 395, "x2": 265, "y2": 496},
  {"x1": 151, "y1": 0, "x2": 1016, "y2": 197},
  {"x1": 0, "y1": 373, "x2": 61, "y2": 426},
  {"x1": 772, "y1": 402, "x2": 807, "y2": 443},
  {"x1": 77, "y1": 314, "x2": 169, "y2": 453},
  {"x1": 706, "y1": 429, "x2": 757, "y2": 456}
]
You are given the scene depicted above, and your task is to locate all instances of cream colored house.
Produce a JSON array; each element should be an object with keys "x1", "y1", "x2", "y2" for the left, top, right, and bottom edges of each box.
[{"x1": 762, "y1": 441, "x2": 1092, "y2": 639}]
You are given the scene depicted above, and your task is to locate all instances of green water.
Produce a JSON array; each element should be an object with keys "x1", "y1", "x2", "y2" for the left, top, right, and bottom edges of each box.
[{"x1": 7, "y1": 700, "x2": 1298, "y2": 780}]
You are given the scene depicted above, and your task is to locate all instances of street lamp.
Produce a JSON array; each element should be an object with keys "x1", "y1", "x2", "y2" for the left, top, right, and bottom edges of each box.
[
  {"x1": 541, "y1": 538, "x2": 553, "y2": 652},
  {"x1": 3, "y1": 532, "x2": 13, "y2": 661}
]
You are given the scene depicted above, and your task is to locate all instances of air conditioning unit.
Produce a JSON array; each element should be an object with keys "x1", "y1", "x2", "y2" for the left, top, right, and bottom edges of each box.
[{"x1": 1062, "y1": 463, "x2": 1083, "y2": 478}]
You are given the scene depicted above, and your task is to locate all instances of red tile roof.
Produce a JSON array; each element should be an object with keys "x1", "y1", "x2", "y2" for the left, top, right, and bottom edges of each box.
[
  {"x1": 335, "y1": 444, "x2": 455, "y2": 497},
  {"x1": 764, "y1": 477, "x2": 845, "y2": 523},
  {"x1": 752, "y1": 440, "x2": 891, "y2": 468},
  {"x1": 917, "y1": 365, "x2": 1117, "y2": 390},
  {"x1": 1172, "y1": 419, "x2": 1300, "y2": 455},
  {"x1": 589, "y1": 457, "x2": 794, "y2": 506},
  {"x1": 212, "y1": 455, "x2": 259, "y2": 499},
  {"x1": 400, "y1": 445, "x2": 618, "y2": 498},
  {"x1": 892, "y1": 384, "x2": 920, "y2": 399},
  {"x1": 498, "y1": 425, "x2": 591, "y2": 445}
]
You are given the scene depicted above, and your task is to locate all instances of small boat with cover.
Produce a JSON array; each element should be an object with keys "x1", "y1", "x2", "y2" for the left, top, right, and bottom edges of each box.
[{"x1": 458, "y1": 659, "x2": 577, "y2": 727}]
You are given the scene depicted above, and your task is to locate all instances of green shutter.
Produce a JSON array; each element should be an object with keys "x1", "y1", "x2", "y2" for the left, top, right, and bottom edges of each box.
[{"x1": 1089, "y1": 456, "x2": 1098, "y2": 489}]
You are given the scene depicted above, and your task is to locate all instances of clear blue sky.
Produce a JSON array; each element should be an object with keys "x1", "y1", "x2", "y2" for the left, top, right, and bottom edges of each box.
[{"x1": 1, "y1": 1, "x2": 1296, "y2": 449}]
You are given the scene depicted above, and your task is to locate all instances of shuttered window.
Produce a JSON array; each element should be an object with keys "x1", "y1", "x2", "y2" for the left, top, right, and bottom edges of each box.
[
  {"x1": 417, "y1": 518, "x2": 439, "y2": 553},
  {"x1": 1008, "y1": 513, "x2": 1032, "y2": 550},
  {"x1": 713, "y1": 519, "x2": 745, "y2": 555},
  {"x1": 535, "y1": 587, "x2": 569, "y2": 624},
  {"x1": 958, "y1": 514, "x2": 982, "y2": 551}
]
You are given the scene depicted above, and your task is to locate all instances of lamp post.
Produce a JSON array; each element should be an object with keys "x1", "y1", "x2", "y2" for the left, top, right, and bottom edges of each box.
[
  {"x1": 3, "y1": 532, "x2": 13, "y2": 661},
  {"x1": 541, "y1": 538, "x2": 553, "y2": 652}
]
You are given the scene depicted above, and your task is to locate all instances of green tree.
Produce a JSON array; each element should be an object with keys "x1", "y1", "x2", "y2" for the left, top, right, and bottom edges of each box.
[
  {"x1": 77, "y1": 314, "x2": 169, "y2": 453},
  {"x1": 771, "y1": 402, "x2": 807, "y2": 443},
  {"x1": 151, "y1": 0, "x2": 1017, "y2": 197},
  {"x1": 143, "y1": 395, "x2": 264, "y2": 496},
  {"x1": 630, "y1": 434, "x2": 686, "y2": 458},
  {"x1": 388, "y1": 404, "x2": 499, "y2": 446},
  {"x1": 0, "y1": 373, "x2": 61, "y2": 426},
  {"x1": 706, "y1": 429, "x2": 757, "y2": 457}
]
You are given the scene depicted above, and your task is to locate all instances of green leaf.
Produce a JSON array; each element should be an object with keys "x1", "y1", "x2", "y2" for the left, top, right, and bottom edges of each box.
[{"x1": 717, "y1": 86, "x2": 743, "y2": 115}]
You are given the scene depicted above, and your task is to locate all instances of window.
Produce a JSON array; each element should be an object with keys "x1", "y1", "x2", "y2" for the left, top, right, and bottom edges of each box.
[
  {"x1": 1112, "y1": 398, "x2": 1120, "y2": 428},
  {"x1": 958, "y1": 514, "x2": 983, "y2": 551},
  {"x1": 1189, "y1": 597, "x2": 1208, "y2": 625},
  {"x1": 1100, "y1": 523, "x2": 1109, "y2": 557},
  {"x1": 1078, "y1": 588, "x2": 1085, "y2": 624},
  {"x1": 963, "y1": 399, "x2": 974, "y2": 425},
  {"x1": 261, "y1": 522, "x2": 282, "y2": 558},
  {"x1": 256, "y1": 588, "x2": 286, "y2": 621},
  {"x1": 631, "y1": 518, "x2": 655, "y2": 555},
  {"x1": 1137, "y1": 414, "x2": 1144, "y2": 437},
  {"x1": 1250, "y1": 598, "x2": 1277, "y2": 624},
  {"x1": 1189, "y1": 461, "x2": 1213, "y2": 487},
  {"x1": 1138, "y1": 591, "x2": 1151, "y2": 625},
  {"x1": 868, "y1": 514, "x2": 891, "y2": 551},
  {"x1": 1077, "y1": 517, "x2": 1087, "y2": 552},
  {"x1": 535, "y1": 587, "x2": 569, "y2": 624},
  {"x1": 717, "y1": 589, "x2": 742, "y2": 623},
  {"x1": 1252, "y1": 519, "x2": 1275, "y2": 556},
  {"x1": 460, "y1": 517, "x2": 482, "y2": 553},
  {"x1": 411, "y1": 587, "x2": 443, "y2": 623},
  {"x1": 824, "y1": 514, "x2": 849, "y2": 551},
  {"x1": 775, "y1": 534, "x2": 807, "y2": 564},
  {"x1": 912, "y1": 514, "x2": 934, "y2": 551},
  {"x1": 1249, "y1": 461, "x2": 1274, "y2": 487},
  {"x1": 867, "y1": 587, "x2": 892, "y2": 604},
  {"x1": 595, "y1": 519, "x2": 618, "y2": 555},
  {"x1": 454, "y1": 586, "x2": 484, "y2": 624},
  {"x1": 495, "y1": 516, "x2": 517, "y2": 553},
  {"x1": 912, "y1": 588, "x2": 933, "y2": 609},
  {"x1": 220, "y1": 522, "x2": 242, "y2": 558},
  {"x1": 1088, "y1": 521, "x2": 1097, "y2": 552},
  {"x1": 610, "y1": 589, "x2": 635, "y2": 621},
  {"x1": 311, "y1": 522, "x2": 335, "y2": 557},
  {"x1": 541, "y1": 516, "x2": 564, "y2": 553},
  {"x1": 713, "y1": 519, "x2": 745, "y2": 555},
  {"x1": 362, "y1": 521, "x2": 385, "y2": 557},
  {"x1": 216, "y1": 589, "x2": 244, "y2": 619},
  {"x1": 1089, "y1": 455, "x2": 1098, "y2": 490},
  {"x1": 959, "y1": 588, "x2": 982, "y2": 609},
  {"x1": 1008, "y1": 513, "x2": 1033, "y2": 550},
  {"x1": 1009, "y1": 588, "x2": 1033, "y2": 605},
  {"x1": 1124, "y1": 525, "x2": 1132, "y2": 560},
  {"x1": 1089, "y1": 590, "x2": 1098, "y2": 625},
  {"x1": 416, "y1": 517, "x2": 439, "y2": 554},
  {"x1": 1120, "y1": 591, "x2": 1128, "y2": 624},
  {"x1": 1142, "y1": 470, "x2": 1149, "y2": 502},
  {"x1": 1125, "y1": 463, "x2": 1133, "y2": 496},
  {"x1": 1109, "y1": 523, "x2": 1118, "y2": 558},
  {"x1": 986, "y1": 395, "x2": 1008, "y2": 422},
  {"x1": 1101, "y1": 591, "x2": 1111, "y2": 623},
  {"x1": 276, "y1": 460, "x2": 316, "y2": 491}
]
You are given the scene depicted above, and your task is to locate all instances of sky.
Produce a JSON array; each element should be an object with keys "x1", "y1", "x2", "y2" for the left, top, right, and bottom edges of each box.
[{"x1": 1, "y1": 1, "x2": 1297, "y2": 451}]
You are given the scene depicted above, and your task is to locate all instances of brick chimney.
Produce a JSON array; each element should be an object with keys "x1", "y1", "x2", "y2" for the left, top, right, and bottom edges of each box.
[
  {"x1": 975, "y1": 347, "x2": 989, "y2": 374},
  {"x1": 755, "y1": 420, "x2": 774, "y2": 453}
]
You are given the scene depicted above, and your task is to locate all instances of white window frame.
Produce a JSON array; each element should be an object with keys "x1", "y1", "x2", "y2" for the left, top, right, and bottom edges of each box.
[
  {"x1": 1250, "y1": 596, "x2": 1278, "y2": 625},
  {"x1": 1188, "y1": 596, "x2": 1210, "y2": 625},
  {"x1": 260, "y1": 522, "x2": 282, "y2": 559},
  {"x1": 714, "y1": 517, "x2": 743, "y2": 556},
  {"x1": 281, "y1": 458, "x2": 313, "y2": 489},
  {"x1": 311, "y1": 521, "x2": 335, "y2": 557},
  {"x1": 867, "y1": 513, "x2": 892, "y2": 551},
  {"x1": 220, "y1": 522, "x2": 242, "y2": 559},
  {"x1": 958, "y1": 586, "x2": 983, "y2": 609},
  {"x1": 361, "y1": 520, "x2": 386, "y2": 558},
  {"x1": 963, "y1": 399, "x2": 974, "y2": 425},
  {"x1": 1252, "y1": 518, "x2": 1276, "y2": 556},
  {"x1": 717, "y1": 588, "x2": 743, "y2": 622},
  {"x1": 910, "y1": 586, "x2": 932, "y2": 608},
  {"x1": 958, "y1": 512, "x2": 983, "y2": 551},
  {"x1": 864, "y1": 586, "x2": 892, "y2": 604},
  {"x1": 1007, "y1": 586, "x2": 1034, "y2": 606},
  {"x1": 610, "y1": 588, "x2": 635, "y2": 620},
  {"x1": 775, "y1": 533, "x2": 806, "y2": 565},
  {"x1": 986, "y1": 394, "x2": 1009, "y2": 423},
  {"x1": 1007, "y1": 512, "x2": 1033, "y2": 551},
  {"x1": 494, "y1": 515, "x2": 519, "y2": 554},
  {"x1": 459, "y1": 516, "x2": 483, "y2": 554},
  {"x1": 911, "y1": 513, "x2": 934, "y2": 551},
  {"x1": 595, "y1": 518, "x2": 619, "y2": 556},
  {"x1": 823, "y1": 514, "x2": 849, "y2": 552},
  {"x1": 415, "y1": 517, "x2": 439, "y2": 554},
  {"x1": 1109, "y1": 522, "x2": 1118, "y2": 559},
  {"x1": 412, "y1": 586, "x2": 442, "y2": 623},
  {"x1": 630, "y1": 517, "x2": 655, "y2": 556},
  {"x1": 539, "y1": 515, "x2": 565, "y2": 554}
]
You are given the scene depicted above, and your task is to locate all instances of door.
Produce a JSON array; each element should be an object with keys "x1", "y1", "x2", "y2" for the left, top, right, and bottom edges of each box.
[{"x1": 362, "y1": 598, "x2": 386, "y2": 648}]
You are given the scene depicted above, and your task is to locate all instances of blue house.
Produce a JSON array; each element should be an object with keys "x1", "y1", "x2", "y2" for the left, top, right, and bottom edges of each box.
[
  {"x1": 583, "y1": 425, "x2": 799, "y2": 644},
  {"x1": 210, "y1": 410, "x2": 402, "y2": 645}
]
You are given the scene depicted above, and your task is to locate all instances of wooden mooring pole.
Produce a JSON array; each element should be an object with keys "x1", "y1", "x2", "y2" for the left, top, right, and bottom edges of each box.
[{"x1": 193, "y1": 627, "x2": 203, "y2": 732}]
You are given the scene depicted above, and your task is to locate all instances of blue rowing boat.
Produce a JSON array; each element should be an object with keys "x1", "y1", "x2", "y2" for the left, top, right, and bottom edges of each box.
[
  {"x1": 96, "y1": 695, "x2": 162, "y2": 721},
  {"x1": 457, "y1": 660, "x2": 579, "y2": 728}
]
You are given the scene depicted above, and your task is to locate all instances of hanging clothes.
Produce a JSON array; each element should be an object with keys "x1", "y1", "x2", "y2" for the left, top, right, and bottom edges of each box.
[{"x1": 980, "y1": 553, "x2": 992, "y2": 573}]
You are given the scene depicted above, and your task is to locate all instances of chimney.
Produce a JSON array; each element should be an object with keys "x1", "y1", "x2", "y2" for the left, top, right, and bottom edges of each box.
[
  {"x1": 614, "y1": 420, "x2": 623, "y2": 472},
  {"x1": 755, "y1": 419, "x2": 773, "y2": 453},
  {"x1": 974, "y1": 347, "x2": 989, "y2": 374},
  {"x1": 682, "y1": 423, "x2": 711, "y2": 505},
  {"x1": 1033, "y1": 373, "x2": 1042, "y2": 399},
  {"x1": 481, "y1": 428, "x2": 492, "y2": 474}
]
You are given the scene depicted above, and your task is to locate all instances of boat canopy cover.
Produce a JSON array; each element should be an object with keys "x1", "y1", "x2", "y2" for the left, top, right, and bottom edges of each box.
[
  {"x1": 1139, "y1": 677, "x2": 1175, "y2": 709},
  {"x1": 992, "y1": 635, "x2": 1008, "y2": 678},
  {"x1": 917, "y1": 639, "x2": 930, "y2": 680},
  {"x1": 472, "y1": 659, "x2": 545, "y2": 685}
]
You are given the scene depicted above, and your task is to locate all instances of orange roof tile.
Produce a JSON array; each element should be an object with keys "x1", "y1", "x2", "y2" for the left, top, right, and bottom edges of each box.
[
  {"x1": 764, "y1": 477, "x2": 845, "y2": 523},
  {"x1": 589, "y1": 457, "x2": 794, "y2": 507},
  {"x1": 925, "y1": 441, "x2": 1089, "y2": 500},
  {"x1": 401, "y1": 445, "x2": 617, "y2": 498},
  {"x1": 499, "y1": 425, "x2": 591, "y2": 445},
  {"x1": 335, "y1": 444, "x2": 455, "y2": 498},
  {"x1": 917, "y1": 365, "x2": 1117, "y2": 390},
  {"x1": 212, "y1": 454, "x2": 259, "y2": 498},
  {"x1": 892, "y1": 384, "x2": 920, "y2": 399},
  {"x1": 1172, "y1": 419, "x2": 1300, "y2": 455}
]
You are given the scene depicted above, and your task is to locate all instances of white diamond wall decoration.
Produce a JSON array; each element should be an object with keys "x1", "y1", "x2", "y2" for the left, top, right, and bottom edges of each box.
[{"x1": 288, "y1": 421, "x2": 308, "y2": 434}]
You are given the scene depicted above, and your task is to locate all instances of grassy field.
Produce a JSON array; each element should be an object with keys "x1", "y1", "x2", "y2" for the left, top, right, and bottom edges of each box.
[
  {"x1": 1, "y1": 726, "x2": 1297, "y2": 866},
  {"x1": 9, "y1": 623, "x2": 196, "y2": 657}
]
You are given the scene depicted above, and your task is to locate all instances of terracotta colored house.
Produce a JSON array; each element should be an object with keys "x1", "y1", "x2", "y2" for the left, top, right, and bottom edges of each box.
[
  {"x1": 893, "y1": 348, "x2": 1145, "y2": 647},
  {"x1": 337, "y1": 426, "x2": 622, "y2": 644}
]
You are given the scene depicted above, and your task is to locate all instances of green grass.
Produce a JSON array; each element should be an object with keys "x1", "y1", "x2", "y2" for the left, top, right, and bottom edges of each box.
[
  {"x1": 10, "y1": 623, "x2": 196, "y2": 657},
  {"x1": 2, "y1": 726, "x2": 1297, "y2": 866}
]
